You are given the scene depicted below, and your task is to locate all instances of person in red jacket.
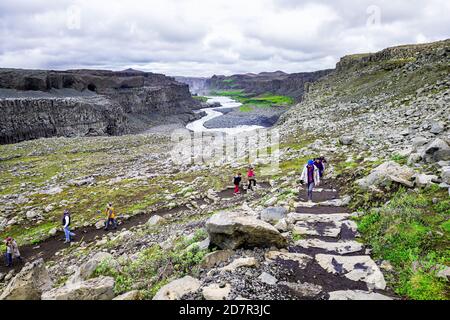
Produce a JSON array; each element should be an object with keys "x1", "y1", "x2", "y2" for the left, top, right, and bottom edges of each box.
[{"x1": 247, "y1": 166, "x2": 257, "y2": 191}]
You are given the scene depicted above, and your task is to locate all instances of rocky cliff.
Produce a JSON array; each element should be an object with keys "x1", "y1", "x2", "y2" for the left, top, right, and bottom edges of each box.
[
  {"x1": 206, "y1": 70, "x2": 332, "y2": 101},
  {"x1": 0, "y1": 68, "x2": 201, "y2": 144}
]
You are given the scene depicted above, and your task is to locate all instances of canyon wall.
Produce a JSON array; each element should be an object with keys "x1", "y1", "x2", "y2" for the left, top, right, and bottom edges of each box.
[{"x1": 0, "y1": 68, "x2": 201, "y2": 144}]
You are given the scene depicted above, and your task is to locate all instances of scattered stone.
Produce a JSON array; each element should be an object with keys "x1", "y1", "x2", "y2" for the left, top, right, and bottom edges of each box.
[
  {"x1": 219, "y1": 257, "x2": 258, "y2": 273},
  {"x1": 260, "y1": 207, "x2": 287, "y2": 223},
  {"x1": 339, "y1": 135, "x2": 354, "y2": 145},
  {"x1": 0, "y1": 259, "x2": 53, "y2": 300},
  {"x1": 67, "y1": 252, "x2": 118, "y2": 285},
  {"x1": 279, "y1": 281, "x2": 323, "y2": 298},
  {"x1": 146, "y1": 215, "x2": 166, "y2": 226},
  {"x1": 258, "y1": 272, "x2": 278, "y2": 285},
  {"x1": 153, "y1": 276, "x2": 201, "y2": 300},
  {"x1": 113, "y1": 290, "x2": 141, "y2": 300},
  {"x1": 328, "y1": 290, "x2": 393, "y2": 300},
  {"x1": 202, "y1": 283, "x2": 231, "y2": 300},
  {"x1": 200, "y1": 250, "x2": 234, "y2": 269},
  {"x1": 42, "y1": 276, "x2": 115, "y2": 300}
]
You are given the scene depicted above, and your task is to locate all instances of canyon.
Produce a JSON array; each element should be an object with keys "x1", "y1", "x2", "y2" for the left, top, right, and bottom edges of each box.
[{"x1": 0, "y1": 68, "x2": 201, "y2": 144}]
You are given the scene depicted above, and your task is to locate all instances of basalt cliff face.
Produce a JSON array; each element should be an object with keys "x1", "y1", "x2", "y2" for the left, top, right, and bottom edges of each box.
[
  {"x1": 206, "y1": 70, "x2": 333, "y2": 101},
  {"x1": 0, "y1": 68, "x2": 201, "y2": 144}
]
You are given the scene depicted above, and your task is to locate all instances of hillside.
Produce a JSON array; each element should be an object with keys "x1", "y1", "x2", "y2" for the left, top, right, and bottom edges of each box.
[{"x1": 0, "y1": 39, "x2": 448, "y2": 301}]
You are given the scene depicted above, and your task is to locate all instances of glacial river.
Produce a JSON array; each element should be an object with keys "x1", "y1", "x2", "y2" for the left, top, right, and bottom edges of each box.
[{"x1": 186, "y1": 96, "x2": 264, "y2": 134}]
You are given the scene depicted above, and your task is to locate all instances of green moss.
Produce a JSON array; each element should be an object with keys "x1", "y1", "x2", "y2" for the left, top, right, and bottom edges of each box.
[
  {"x1": 193, "y1": 96, "x2": 208, "y2": 103},
  {"x1": 356, "y1": 187, "x2": 450, "y2": 300}
]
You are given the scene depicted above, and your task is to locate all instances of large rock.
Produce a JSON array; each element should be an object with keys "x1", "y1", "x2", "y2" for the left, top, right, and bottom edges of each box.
[
  {"x1": 205, "y1": 211, "x2": 287, "y2": 250},
  {"x1": 152, "y1": 276, "x2": 201, "y2": 300},
  {"x1": 356, "y1": 161, "x2": 415, "y2": 190},
  {"x1": 422, "y1": 138, "x2": 450, "y2": 163},
  {"x1": 67, "y1": 252, "x2": 118, "y2": 285},
  {"x1": 0, "y1": 259, "x2": 53, "y2": 300},
  {"x1": 260, "y1": 207, "x2": 287, "y2": 223},
  {"x1": 42, "y1": 276, "x2": 115, "y2": 300}
]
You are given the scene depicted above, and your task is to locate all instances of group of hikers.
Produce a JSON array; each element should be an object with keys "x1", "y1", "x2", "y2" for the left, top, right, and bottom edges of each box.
[
  {"x1": 4, "y1": 157, "x2": 327, "y2": 267},
  {"x1": 3, "y1": 203, "x2": 118, "y2": 267},
  {"x1": 232, "y1": 157, "x2": 326, "y2": 200},
  {"x1": 233, "y1": 166, "x2": 257, "y2": 195}
]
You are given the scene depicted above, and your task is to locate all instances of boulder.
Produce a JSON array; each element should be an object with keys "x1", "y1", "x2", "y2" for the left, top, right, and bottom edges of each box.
[
  {"x1": 0, "y1": 259, "x2": 53, "y2": 300},
  {"x1": 42, "y1": 276, "x2": 115, "y2": 300},
  {"x1": 152, "y1": 276, "x2": 201, "y2": 300},
  {"x1": 356, "y1": 161, "x2": 415, "y2": 190},
  {"x1": 146, "y1": 215, "x2": 166, "y2": 226},
  {"x1": 260, "y1": 207, "x2": 287, "y2": 223},
  {"x1": 205, "y1": 211, "x2": 287, "y2": 250},
  {"x1": 200, "y1": 250, "x2": 234, "y2": 269},
  {"x1": 422, "y1": 138, "x2": 450, "y2": 163},
  {"x1": 67, "y1": 252, "x2": 118, "y2": 285},
  {"x1": 202, "y1": 283, "x2": 231, "y2": 300}
]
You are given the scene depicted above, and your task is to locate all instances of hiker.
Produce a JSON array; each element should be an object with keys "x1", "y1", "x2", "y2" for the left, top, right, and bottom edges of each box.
[
  {"x1": 62, "y1": 209, "x2": 75, "y2": 243},
  {"x1": 104, "y1": 203, "x2": 117, "y2": 231},
  {"x1": 4, "y1": 237, "x2": 21, "y2": 267},
  {"x1": 300, "y1": 160, "x2": 320, "y2": 202},
  {"x1": 233, "y1": 172, "x2": 242, "y2": 195},
  {"x1": 314, "y1": 157, "x2": 326, "y2": 179},
  {"x1": 247, "y1": 166, "x2": 257, "y2": 191}
]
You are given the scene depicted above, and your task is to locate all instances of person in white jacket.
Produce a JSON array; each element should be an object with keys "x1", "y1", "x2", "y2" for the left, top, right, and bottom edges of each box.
[
  {"x1": 62, "y1": 209, "x2": 75, "y2": 243},
  {"x1": 300, "y1": 160, "x2": 320, "y2": 202}
]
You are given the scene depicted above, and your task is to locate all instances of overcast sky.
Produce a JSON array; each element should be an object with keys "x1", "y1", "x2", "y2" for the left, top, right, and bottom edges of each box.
[{"x1": 0, "y1": 0, "x2": 449, "y2": 77}]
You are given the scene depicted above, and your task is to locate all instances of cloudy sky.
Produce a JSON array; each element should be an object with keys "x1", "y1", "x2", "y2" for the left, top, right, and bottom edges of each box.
[{"x1": 0, "y1": 0, "x2": 449, "y2": 77}]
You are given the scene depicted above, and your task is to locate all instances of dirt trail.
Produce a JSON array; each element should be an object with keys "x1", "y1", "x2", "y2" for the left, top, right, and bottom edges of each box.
[{"x1": 0, "y1": 182, "x2": 271, "y2": 275}]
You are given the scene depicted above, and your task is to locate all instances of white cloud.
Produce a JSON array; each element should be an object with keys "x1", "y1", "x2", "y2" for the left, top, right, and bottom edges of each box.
[{"x1": 0, "y1": 0, "x2": 448, "y2": 76}]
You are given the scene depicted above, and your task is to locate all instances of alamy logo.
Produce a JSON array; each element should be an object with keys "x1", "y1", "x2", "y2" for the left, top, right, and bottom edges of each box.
[{"x1": 171, "y1": 128, "x2": 280, "y2": 176}]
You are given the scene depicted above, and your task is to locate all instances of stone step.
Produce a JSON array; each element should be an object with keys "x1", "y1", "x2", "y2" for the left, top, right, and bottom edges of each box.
[
  {"x1": 295, "y1": 238, "x2": 364, "y2": 255},
  {"x1": 315, "y1": 254, "x2": 386, "y2": 290},
  {"x1": 287, "y1": 213, "x2": 350, "y2": 223},
  {"x1": 292, "y1": 217, "x2": 357, "y2": 239},
  {"x1": 328, "y1": 290, "x2": 393, "y2": 300}
]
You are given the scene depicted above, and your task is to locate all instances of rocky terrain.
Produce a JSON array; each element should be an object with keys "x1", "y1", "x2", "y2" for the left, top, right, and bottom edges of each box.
[
  {"x1": 0, "y1": 39, "x2": 448, "y2": 301},
  {"x1": 0, "y1": 68, "x2": 201, "y2": 144}
]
